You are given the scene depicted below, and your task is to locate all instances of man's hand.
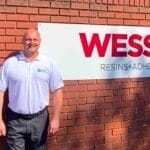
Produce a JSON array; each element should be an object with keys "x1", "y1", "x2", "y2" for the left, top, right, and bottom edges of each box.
[
  {"x1": 49, "y1": 118, "x2": 59, "y2": 134},
  {"x1": 49, "y1": 88, "x2": 63, "y2": 134},
  {"x1": 0, "y1": 120, "x2": 6, "y2": 136},
  {"x1": 0, "y1": 91, "x2": 6, "y2": 136}
]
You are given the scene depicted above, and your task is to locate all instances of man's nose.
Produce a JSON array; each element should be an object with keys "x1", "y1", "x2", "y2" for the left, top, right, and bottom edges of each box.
[{"x1": 30, "y1": 39, "x2": 35, "y2": 43}]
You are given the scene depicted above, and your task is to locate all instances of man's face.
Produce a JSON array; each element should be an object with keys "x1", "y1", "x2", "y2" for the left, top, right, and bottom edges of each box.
[{"x1": 22, "y1": 30, "x2": 41, "y2": 55}]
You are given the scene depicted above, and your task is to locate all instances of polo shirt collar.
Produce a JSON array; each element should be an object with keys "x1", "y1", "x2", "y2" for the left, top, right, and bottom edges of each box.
[{"x1": 18, "y1": 52, "x2": 42, "y2": 61}]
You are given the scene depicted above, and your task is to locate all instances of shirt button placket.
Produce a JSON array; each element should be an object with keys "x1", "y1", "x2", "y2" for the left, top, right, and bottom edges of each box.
[{"x1": 28, "y1": 62, "x2": 32, "y2": 114}]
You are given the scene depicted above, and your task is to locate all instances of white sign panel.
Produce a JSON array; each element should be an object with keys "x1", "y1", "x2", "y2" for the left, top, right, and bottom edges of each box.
[{"x1": 38, "y1": 23, "x2": 150, "y2": 80}]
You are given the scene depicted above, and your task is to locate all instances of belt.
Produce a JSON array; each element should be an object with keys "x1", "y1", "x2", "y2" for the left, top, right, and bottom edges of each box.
[{"x1": 8, "y1": 107, "x2": 48, "y2": 120}]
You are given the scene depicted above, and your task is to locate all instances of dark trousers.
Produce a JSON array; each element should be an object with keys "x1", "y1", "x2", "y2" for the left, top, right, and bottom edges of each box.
[{"x1": 6, "y1": 107, "x2": 49, "y2": 150}]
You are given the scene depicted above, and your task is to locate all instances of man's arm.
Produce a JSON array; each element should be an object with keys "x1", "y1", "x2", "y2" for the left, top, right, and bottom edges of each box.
[
  {"x1": 0, "y1": 91, "x2": 6, "y2": 136},
  {"x1": 49, "y1": 88, "x2": 63, "y2": 134}
]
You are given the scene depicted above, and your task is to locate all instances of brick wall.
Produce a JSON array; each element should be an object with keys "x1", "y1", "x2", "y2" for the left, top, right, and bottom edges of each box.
[{"x1": 0, "y1": 0, "x2": 150, "y2": 150}]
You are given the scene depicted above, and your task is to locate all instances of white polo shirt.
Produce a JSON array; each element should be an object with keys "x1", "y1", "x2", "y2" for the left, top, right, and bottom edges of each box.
[{"x1": 0, "y1": 52, "x2": 64, "y2": 114}]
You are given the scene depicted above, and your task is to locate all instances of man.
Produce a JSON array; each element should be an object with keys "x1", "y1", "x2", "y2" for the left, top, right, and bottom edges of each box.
[{"x1": 0, "y1": 28, "x2": 64, "y2": 150}]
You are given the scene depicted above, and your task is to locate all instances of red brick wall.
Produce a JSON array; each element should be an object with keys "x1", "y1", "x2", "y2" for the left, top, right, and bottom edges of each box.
[{"x1": 0, "y1": 0, "x2": 150, "y2": 150}]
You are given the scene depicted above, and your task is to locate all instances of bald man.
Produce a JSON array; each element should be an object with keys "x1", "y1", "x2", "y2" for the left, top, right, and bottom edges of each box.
[{"x1": 0, "y1": 28, "x2": 64, "y2": 150}]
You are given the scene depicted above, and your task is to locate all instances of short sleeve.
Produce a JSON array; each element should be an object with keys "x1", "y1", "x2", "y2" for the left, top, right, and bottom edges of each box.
[
  {"x1": 49, "y1": 61, "x2": 64, "y2": 91},
  {"x1": 0, "y1": 60, "x2": 9, "y2": 92}
]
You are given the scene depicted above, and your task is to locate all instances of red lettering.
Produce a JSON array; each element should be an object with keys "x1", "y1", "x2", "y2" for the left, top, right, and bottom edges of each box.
[
  {"x1": 128, "y1": 34, "x2": 143, "y2": 57},
  {"x1": 112, "y1": 34, "x2": 127, "y2": 57},
  {"x1": 143, "y1": 35, "x2": 150, "y2": 56},
  {"x1": 79, "y1": 33, "x2": 111, "y2": 57},
  {"x1": 79, "y1": 32, "x2": 150, "y2": 57}
]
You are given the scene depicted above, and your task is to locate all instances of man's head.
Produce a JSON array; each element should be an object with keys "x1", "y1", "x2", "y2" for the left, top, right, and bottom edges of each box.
[{"x1": 22, "y1": 28, "x2": 41, "y2": 56}]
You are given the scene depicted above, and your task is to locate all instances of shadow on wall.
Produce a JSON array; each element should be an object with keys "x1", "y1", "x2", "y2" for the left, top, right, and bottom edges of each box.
[
  {"x1": 101, "y1": 57, "x2": 150, "y2": 150},
  {"x1": 46, "y1": 57, "x2": 150, "y2": 150},
  {"x1": 45, "y1": 69, "x2": 150, "y2": 149},
  {"x1": 99, "y1": 65, "x2": 149, "y2": 150},
  {"x1": 5, "y1": 51, "x2": 21, "y2": 60}
]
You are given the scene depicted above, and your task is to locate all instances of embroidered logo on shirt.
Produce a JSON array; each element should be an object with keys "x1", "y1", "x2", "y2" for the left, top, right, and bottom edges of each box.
[{"x1": 37, "y1": 68, "x2": 47, "y2": 73}]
